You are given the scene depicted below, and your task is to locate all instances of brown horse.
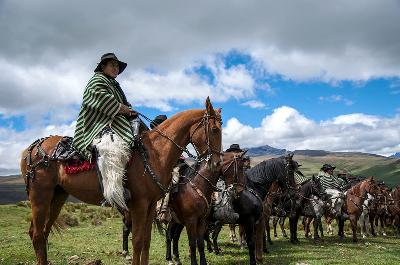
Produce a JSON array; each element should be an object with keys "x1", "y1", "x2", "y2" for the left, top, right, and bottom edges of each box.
[
  {"x1": 166, "y1": 151, "x2": 245, "y2": 265},
  {"x1": 263, "y1": 181, "x2": 280, "y2": 245},
  {"x1": 20, "y1": 98, "x2": 222, "y2": 265},
  {"x1": 343, "y1": 176, "x2": 379, "y2": 242},
  {"x1": 388, "y1": 186, "x2": 400, "y2": 235}
]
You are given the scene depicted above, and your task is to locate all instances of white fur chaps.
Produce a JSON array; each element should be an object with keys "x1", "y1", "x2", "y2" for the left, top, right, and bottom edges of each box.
[{"x1": 93, "y1": 131, "x2": 131, "y2": 210}]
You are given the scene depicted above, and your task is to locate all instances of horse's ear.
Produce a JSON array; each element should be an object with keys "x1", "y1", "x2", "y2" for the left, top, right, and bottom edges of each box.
[
  {"x1": 205, "y1": 96, "x2": 215, "y2": 116},
  {"x1": 241, "y1": 150, "x2": 248, "y2": 157}
]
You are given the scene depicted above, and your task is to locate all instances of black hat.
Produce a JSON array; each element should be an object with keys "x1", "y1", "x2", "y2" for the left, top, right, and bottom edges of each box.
[
  {"x1": 225, "y1": 144, "x2": 243, "y2": 153},
  {"x1": 94, "y1": 53, "x2": 127, "y2": 74},
  {"x1": 150, "y1": 115, "x2": 167, "y2": 129},
  {"x1": 321, "y1": 164, "x2": 336, "y2": 171}
]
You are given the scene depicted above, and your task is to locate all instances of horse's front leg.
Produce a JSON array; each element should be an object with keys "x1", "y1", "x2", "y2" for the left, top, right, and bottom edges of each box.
[
  {"x1": 197, "y1": 220, "x2": 208, "y2": 265},
  {"x1": 122, "y1": 218, "x2": 131, "y2": 257},
  {"x1": 349, "y1": 214, "x2": 358, "y2": 243},
  {"x1": 186, "y1": 219, "x2": 199, "y2": 265},
  {"x1": 212, "y1": 222, "x2": 223, "y2": 254},
  {"x1": 280, "y1": 217, "x2": 287, "y2": 237},
  {"x1": 129, "y1": 200, "x2": 152, "y2": 265},
  {"x1": 172, "y1": 223, "x2": 184, "y2": 265},
  {"x1": 244, "y1": 218, "x2": 257, "y2": 265}
]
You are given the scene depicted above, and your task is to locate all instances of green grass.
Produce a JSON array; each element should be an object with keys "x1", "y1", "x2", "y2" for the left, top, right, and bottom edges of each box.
[{"x1": 1, "y1": 203, "x2": 400, "y2": 265}]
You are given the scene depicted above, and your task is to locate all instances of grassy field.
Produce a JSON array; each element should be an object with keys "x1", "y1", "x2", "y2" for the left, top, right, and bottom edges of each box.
[{"x1": 1, "y1": 203, "x2": 400, "y2": 265}]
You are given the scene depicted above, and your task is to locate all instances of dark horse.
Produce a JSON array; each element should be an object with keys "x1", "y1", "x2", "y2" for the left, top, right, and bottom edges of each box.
[
  {"x1": 211, "y1": 153, "x2": 303, "y2": 264},
  {"x1": 289, "y1": 176, "x2": 327, "y2": 243},
  {"x1": 20, "y1": 98, "x2": 222, "y2": 265},
  {"x1": 165, "y1": 151, "x2": 245, "y2": 265}
]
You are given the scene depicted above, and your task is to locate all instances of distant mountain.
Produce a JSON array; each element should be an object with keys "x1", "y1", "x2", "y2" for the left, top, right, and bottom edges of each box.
[
  {"x1": 390, "y1": 152, "x2": 400, "y2": 158},
  {"x1": 245, "y1": 145, "x2": 287, "y2": 156}
]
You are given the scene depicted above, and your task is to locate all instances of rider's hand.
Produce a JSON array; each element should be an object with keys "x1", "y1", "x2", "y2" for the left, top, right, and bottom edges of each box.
[
  {"x1": 119, "y1": 104, "x2": 131, "y2": 115},
  {"x1": 129, "y1": 110, "x2": 138, "y2": 118}
]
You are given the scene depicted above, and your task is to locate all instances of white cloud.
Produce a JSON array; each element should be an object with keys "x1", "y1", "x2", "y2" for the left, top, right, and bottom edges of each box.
[
  {"x1": 0, "y1": 123, "x2": 76, "y2": 175},
  {"x1": 222, "y1": 106, "x2": 400, "y2": 156},
  {"x1": 241, "y1": 100, "x2": 267, "y2": 109},
  {"x1": 319, "y1": 95, "x2": 354, "y2": 106}
]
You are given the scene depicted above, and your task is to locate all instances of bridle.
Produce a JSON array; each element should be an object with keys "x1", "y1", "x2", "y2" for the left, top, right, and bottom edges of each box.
[
  {"x1": 138, "y1": 109, "x2": 223, "y2": 196},
  {"x1": 222, "y1": 153, "x2": 245, "y2": 186},
  {"x1": 139, "y1": 111, "x2": 223, "y2": 163}
]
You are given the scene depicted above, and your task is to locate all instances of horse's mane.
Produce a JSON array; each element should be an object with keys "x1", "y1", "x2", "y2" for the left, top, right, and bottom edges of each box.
[
  {"x1": 347, "y1": 178, "x2": 366, "y2": 195},
  {"x1": 246, "y1": 156, "x2": 286, "y2": 186},
  {"x1": 143, "y1": 109, "x2": 204, "y2": 141}
]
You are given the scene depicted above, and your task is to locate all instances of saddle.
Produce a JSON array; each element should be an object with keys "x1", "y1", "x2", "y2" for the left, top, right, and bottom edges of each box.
[
  {"x1": 212, "y1": 182, "x2": 239, "y2": 224},
  {"x1": 50, "y1": 136, "x2": 95, "y2": 174}
]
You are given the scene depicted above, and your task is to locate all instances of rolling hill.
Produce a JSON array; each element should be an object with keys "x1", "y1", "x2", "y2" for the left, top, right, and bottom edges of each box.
[{"x1": 250, "y1": 153, "x2": 400, "y2": 187}]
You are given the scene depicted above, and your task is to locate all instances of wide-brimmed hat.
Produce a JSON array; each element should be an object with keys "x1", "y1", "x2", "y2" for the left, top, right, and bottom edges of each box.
[
  {"x1": 225, "y1": 144, "x2": 243, "y2": 153},
  {"x1": 150, "y1": 115, "x2": 168, "y2": 129},
  {"x1": 321, "y1": 164, "x2": 336, "y2": 171},
  {"x1": 94, "y1": 53, "x2": 127, "y2": 74}
]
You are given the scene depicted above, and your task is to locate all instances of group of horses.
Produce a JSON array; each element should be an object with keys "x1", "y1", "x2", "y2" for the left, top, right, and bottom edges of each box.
[
  {"x1": 262, "y1": 175, "x2": 400, "y2": 246},
  {"x1": 19, "y1": 98, "x2": 400, "y2": 265}
]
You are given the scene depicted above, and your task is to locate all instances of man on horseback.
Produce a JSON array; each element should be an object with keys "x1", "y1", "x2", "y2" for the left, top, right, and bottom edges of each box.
[
  {"x1": 72, "y1": 53, "x2": 139, "y2": 210},
  {"x1": 317, "y1": 164, "x2": 346, "y2": 191}
]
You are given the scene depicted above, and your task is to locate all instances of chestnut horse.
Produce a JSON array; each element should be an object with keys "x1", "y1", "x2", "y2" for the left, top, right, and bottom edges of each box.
[
  {"x1": 20, "y1": 98, "x2": 222, "y2": 265},
  {"x1": 341, "y1": 176, "x2": 379, "y2": 242},
  {"x1": 166, "y1": 151, "x2": 245, "y2": 265}
]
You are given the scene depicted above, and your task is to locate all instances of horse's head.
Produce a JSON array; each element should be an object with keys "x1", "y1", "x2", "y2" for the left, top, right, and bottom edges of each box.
[
  {"x1": 189, "y1": 97, "x2": 222, "y2": 172},
  {"x1": 282, "y1": 152, "x2": 303, "y2": 190},
  {"x1": 221, "y1": 150, "x2": 248, "y2": 189},
  {"x1": 362, "y1": 176, "x2": 379, "y2": 197},
  {"x1": 310, "y1": 175, "x2": 329, "y2": 201}
]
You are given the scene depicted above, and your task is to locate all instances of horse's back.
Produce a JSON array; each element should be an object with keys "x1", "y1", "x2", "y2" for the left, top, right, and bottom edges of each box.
[
  {"x1": 235, "y1": 190, "x2": 263, "y2": 221},
  {"x1": 20, "y1": 135, "x2": 64, "y2": 182}
]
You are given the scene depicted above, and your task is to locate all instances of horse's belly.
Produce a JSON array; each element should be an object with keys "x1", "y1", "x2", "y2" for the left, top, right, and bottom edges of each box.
[{"x1": 59, "y1": 171, "x2": 103, "y2": 205}]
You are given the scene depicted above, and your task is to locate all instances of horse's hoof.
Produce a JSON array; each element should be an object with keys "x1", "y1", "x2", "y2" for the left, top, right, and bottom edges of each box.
[
  {"x1": 267, "y1": 240, "x2": 273, "y2": 245},
  {"x1": 263, "y1": 248, "x2": 269, "y2": 254},
  {"x1": 167, "y1": 261, "x2": 174, "y2": 265},
  {"x1": 121, "y1": 250, "x2": 128, "y2": 257},
  {"x1": 207, "y1": 248, "x2": 213, "y2": 253}
]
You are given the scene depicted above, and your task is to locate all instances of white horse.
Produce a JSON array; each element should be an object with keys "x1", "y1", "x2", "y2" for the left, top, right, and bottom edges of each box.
[
  {"x1": 358, "y1": 193, "x2": 374, "y2": 238},
  {"x1": 324, "y1": 189, "x2": 346, "y2": 235}
]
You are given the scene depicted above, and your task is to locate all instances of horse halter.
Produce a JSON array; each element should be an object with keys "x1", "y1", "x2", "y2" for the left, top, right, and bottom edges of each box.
[
  {"x1": 221, "y1": 153, "x2": 244, "y2": 187},
  {"x1": 189, "y1": 112, "x2": 223, "y2": 164}
]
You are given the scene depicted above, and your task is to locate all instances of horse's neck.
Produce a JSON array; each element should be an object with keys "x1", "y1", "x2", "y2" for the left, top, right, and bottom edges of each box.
[
  {"x1": 192, "y1": 168, "x2": 219, "y2": 198},
  {"x1": 349, "y1": 182, "x2": 365, "y2": 201},
  {"x1": 143, "y1": 111, "x2": 202, "y2": 187},
  {"x1": 300, "y1": 183, "x2": 311, "y2": 198}
]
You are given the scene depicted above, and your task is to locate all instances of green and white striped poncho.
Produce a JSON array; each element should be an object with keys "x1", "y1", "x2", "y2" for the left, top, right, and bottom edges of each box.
[
  {"x1": 317, "y1": 171, "x2": 346, "y2": 191},
  {"x1": 295, "y1": 173, "x2": 310, "y2": 185},
  {"x1": 72, "y1": 73, "x2": 133, "y2": 160}
]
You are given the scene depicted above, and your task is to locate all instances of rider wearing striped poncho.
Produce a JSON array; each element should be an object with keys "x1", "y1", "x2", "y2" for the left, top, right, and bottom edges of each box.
[
  {"x1": 72, "y1": 53, "x2": 140, "y2": 211},
  {"x1": 317, "y1": 164, "x2": 346, "y2": 191}
]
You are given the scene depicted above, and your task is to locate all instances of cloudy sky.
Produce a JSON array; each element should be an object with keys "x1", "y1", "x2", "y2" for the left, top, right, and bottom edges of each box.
[{"x1": 1, "y1": 0, "x2": 400, "y2": 174}]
